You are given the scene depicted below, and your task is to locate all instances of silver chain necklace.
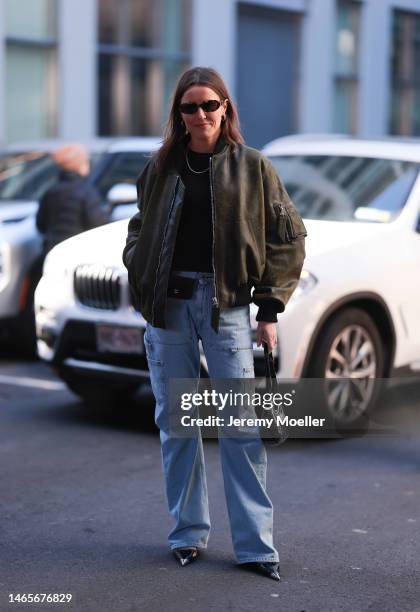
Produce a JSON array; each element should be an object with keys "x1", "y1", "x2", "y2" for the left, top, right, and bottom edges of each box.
[{"x1": 185, "y1": 149, "x2": 210, "y2": 174}]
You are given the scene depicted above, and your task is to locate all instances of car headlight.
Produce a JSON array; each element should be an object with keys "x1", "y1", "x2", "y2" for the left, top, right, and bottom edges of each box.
[
  {"x1": 0, "y1": 243, "x2": 11, "y2": 290},
  {"x1": 0, "y1": 249, "x2": 4, "y2": 278},
  {"x1": 42, "y1": 252, "x2": 69, "y2": 279},
  {"x1": 289, "y1": 270, "x2": 318, "y2": 302}
]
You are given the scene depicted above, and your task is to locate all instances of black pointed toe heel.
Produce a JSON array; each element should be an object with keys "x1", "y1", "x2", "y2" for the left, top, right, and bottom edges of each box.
[
  {"x1": 172, "y1": 547, "x2": 199, "y2": 566},
  {"x1": 245, "y1": 561, "x2": 281, "y2": 581}
]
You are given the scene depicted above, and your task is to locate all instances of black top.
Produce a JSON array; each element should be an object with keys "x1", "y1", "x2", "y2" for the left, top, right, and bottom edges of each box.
[{"x1": 171, "y1": 148, "x2": 213, "y2": 273}]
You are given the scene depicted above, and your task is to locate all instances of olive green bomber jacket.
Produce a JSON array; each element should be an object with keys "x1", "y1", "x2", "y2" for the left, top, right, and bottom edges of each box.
[{"x1": 122, "y1": 135, "x2": 307, "y2": 333}]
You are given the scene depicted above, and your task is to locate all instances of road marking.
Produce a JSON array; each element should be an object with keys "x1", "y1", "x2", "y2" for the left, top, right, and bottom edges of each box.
[{"x1": 0, "y1": 374, "x2": 66, "y2": 391}]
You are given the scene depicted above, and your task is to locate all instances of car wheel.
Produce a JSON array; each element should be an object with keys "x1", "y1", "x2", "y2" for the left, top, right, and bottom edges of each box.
[
  {"x1": 14, "y1": 276, "x2": 39, "y2": 358},
  {"x1": 19, "y1": 302, "x2": 38, "y2": 357},
  {"x1": 17, "y1": 259, "x2": 44, "y2": 358},
  {"x1": 307, "y1": 307, "x2": 385, "y2": 434}
]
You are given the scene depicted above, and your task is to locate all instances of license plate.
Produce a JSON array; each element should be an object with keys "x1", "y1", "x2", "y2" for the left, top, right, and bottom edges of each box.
[{"x1": 96, "y1": 324, "x2": 144, "y2": 354}]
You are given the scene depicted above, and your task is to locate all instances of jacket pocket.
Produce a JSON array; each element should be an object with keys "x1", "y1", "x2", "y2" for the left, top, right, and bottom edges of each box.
[
  {"x1": 274, "y1": 202, "x2": 307, "y2": 243},
  {"x1": 126, "y1": 241, "x2": 143, "y2": 310},
  {"x1": 127, "y1": 259, "x2": 139, "y2": 296}
]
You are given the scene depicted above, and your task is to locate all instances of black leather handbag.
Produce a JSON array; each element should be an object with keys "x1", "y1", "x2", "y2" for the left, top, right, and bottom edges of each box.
[
  {"x1": 167, "y1": 275, "x2": 197, "y2": 299},
  {"x1": 260, "y1": 343, "x2": 289, "y2": 446}
]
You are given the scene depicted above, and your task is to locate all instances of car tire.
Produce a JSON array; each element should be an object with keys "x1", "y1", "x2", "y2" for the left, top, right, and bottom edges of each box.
[
  {"x1": 17, "y1": 258, "x2": 44, "y2": 358},
  {"x1": 307, "y1": 307, "x2": 386, "y2": 435},
  {"x1": 11, "y1": 276, "x2": 39, "y2": 358},
  {"x1": 19, "y1": 299, "x2": 38, "y2": 358},
  {"x1": 58, "y1": 371, "x2": 157, "y2": 428},
  {"x1": 61, "y1": 373, "x2": 139, "y2": 408}
]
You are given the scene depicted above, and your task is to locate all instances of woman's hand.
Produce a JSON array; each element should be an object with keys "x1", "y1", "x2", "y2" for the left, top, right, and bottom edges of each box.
[{"x1": 256, "y1": 321, "x2": 277, "y2": 354}]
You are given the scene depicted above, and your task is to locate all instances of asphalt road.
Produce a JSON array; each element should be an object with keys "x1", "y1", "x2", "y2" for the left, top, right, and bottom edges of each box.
[{"x1": 1, "y1": 357, "x2": 420, "y2": 612}]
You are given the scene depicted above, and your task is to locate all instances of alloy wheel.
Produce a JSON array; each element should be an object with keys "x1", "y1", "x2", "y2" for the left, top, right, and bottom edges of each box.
[{"x1": 324, "y1": 324, "x2": 377, "y2": 424}]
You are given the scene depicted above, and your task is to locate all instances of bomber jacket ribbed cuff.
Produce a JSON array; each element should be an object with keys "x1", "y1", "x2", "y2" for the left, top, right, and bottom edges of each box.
[{"x1": 256, "y1": 304, "x2": 279, "y2": 323}]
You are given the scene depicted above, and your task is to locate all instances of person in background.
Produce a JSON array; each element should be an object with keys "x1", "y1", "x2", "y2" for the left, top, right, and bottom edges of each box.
[{"x1": 36, "y1": 144, "x2": 111, "y2": 254}]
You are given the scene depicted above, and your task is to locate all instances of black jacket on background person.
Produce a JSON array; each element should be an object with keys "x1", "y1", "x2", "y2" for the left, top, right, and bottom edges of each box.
[{"x1": 36, "y1": 170, "x2": 111, "y2": 254}]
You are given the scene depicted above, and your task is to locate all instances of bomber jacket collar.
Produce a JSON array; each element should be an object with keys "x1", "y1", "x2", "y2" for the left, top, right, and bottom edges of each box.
[{"x1": 168, "y1": 132, "x2": 231, "y2": 175}]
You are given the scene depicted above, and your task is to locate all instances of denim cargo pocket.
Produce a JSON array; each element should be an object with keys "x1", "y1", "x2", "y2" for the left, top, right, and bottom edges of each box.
[
  {"x1": 144, "y1": 333, "x2": 164, "y2": 366},
  {"x1": 212, "y1": 307, "x2": 253, "y2": 353},
  {"x1": 274, "y1": 202, "x2": 307, "y2": 243},
  {"x1": 144, "y1": 336, "x2": 168, "y2": 430}
]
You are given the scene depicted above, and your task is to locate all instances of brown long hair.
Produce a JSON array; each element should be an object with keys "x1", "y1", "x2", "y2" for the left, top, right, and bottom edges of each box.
[{"x1": 154, "y1": 66, "x2": 244, "y2": 173}]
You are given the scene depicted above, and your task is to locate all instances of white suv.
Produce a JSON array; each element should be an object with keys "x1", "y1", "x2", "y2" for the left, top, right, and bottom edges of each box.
[{"x1": 34, "y1": 136, "x2": 420, "y2": 427}]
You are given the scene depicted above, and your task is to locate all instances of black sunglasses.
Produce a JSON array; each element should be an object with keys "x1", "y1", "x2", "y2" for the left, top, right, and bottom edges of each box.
[{"x1": 179, "y1": 99, "x2": 223, "y2": 115}]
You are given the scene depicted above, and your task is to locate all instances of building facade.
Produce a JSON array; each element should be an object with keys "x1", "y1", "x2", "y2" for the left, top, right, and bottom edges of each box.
[{"x1": 0, "y1": 0, "x2": 419, "y2": 148}]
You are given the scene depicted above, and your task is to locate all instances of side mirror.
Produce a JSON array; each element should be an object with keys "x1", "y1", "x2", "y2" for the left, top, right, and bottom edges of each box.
[{"x1": 106, "y1": 183, "x2": 137, "y2": 205}]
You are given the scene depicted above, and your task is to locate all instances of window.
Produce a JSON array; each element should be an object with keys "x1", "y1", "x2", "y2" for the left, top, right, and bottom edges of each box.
[
  {"x1": 0, "y1": 151, "x2": 103, "y2": 202},
  {"x1": 0, "y1": 152, "x2": 57, "y2": 201},
  {"x1": 390, "y1": 10, "x2": 420, "y2": 136},
  {"x1": 98, "y1": 0, "x2": 192, "y2": 136},
  {"x1": 4, "y1": 0, "x2": 58, "y2": 143},
  {"x1": 99, "y1": 0, "x2": 190, "y2": 52},
  {"x1": 268, "y1": 155, "x2": 419, "y2": 223},
  {"x1": 94, "y1": 152, "x2": 151, "y2": 199},
  {"x1": 5, "y1": 0, "x2": 56, "y2": 39},
  {"x1": 333, "y1": 0, "x2": 361, "y2": 134}
]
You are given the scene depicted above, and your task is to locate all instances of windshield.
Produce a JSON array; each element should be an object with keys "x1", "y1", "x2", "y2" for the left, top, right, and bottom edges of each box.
[
  {"x1": 0, "y1": 151, "x2": 102, "y2": 203},
  {"x1": 268, "y1": 154, "x2": 419, "y2": 223},
  {"x1": 94, "y1": 152, "x2": 150, "y2": 200}
]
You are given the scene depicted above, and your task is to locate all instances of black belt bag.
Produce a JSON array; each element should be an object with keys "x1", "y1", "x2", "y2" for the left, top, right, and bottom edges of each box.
[{"x1": 167, "y1": 274, "x2": 197, "y2": 299}]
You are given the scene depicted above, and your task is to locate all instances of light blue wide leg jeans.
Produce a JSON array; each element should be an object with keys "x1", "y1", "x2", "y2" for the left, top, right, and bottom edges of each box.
[{"x1": 144, "y1": 270, "x2": 279, "y2": 564}]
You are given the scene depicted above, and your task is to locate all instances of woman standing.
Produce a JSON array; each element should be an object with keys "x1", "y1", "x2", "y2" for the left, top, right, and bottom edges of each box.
[{"x1": 122, "y1": 67, "x2": 307, "y2": 581}]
